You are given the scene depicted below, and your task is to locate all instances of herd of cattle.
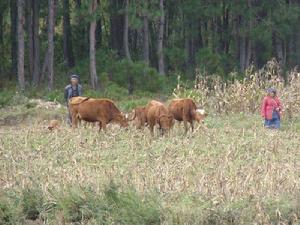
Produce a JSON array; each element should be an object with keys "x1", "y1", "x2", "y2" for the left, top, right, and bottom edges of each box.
[{"x1": 49, "y1": 97, "x2": 207, "y2": 136}]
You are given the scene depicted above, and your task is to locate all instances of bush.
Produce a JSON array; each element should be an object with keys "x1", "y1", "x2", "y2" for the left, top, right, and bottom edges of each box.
[
  {"x1": 195, "y1": 48, "x2": 225, "y2": 75},
  {"x1": 0, "y1": 90, "x2": 14, "y2": 107},
  {"x1": 103, "y1": 182, "x2": 161, "y2": 225},
  {"x1": 55, "y1": 186, "x2": 95, "y2": 223},
  {"x1": 118, "y1": 97, "x2": 152, "y2": 111},
  {"x1": 110, "y1": 59, "x2": 163, "y2": 93},
  {"x1": 103, "y1": 82, "x2": 130, "y2": 100},
  {"x1": 165, "y1": 47, "x2": 186, "y2": 72},
  {"x1": 51, "y1": 183, "x2": 161, "y2": 224},
  {"x1": 0, "y1": 196, "x2": 15, "y2": 225},
  {"x1": 22, "y1": 187, "x2": 44, "y2": 220}
]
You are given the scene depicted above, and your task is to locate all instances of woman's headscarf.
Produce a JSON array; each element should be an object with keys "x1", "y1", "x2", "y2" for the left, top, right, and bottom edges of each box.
[{"x1": 266, "y1": 87, "x2": 276, "y2": 94}]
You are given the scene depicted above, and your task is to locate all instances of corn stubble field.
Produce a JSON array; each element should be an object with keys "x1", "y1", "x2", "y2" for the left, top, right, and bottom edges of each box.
[{"x1": 1, "y1": 61, "x2": 300, "y2": 225}]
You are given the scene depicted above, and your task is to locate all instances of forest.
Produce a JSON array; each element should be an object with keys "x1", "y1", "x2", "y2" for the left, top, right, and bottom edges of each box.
[
  {"x1": 1, "y1": 1, "x2": 300, "y2": 224},
  {"x1": 0, "y1": 0, "x2": 300, "y2": 94}
]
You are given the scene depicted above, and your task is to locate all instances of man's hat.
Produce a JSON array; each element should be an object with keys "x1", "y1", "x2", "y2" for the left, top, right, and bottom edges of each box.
[
  {"x1": 70, "y1": 74, "x2": 80, "y2": 80},
  {"x1": 266, "y1": 87, "x2": 276, "y2": 94}
]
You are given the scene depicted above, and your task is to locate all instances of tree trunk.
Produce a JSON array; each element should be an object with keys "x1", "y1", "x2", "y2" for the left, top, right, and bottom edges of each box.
[
  {"x1": 295, "y1": 25, "x2": 300, "y2": 66},
  {"x1": 239, "y1": 35, "x2": 246, "y2": 72},
  {"x1": 74, "y1": 0, "x2": 88, "y2": 58},
  {"x1": 143, "y1": 15, "x2": 150, "y2": 65},
  {"x1": 47, "y1": 0, "x2": 55, "y2": 90},
  {"x1": 109, "y1": 0, "x2": 124, "y2": 56},
  {"x1": 26, "y1": 0, "x2": 34, "y2": 77},
  {"x1": 123, "y1": 0, "x2": 131, "y2": 61},
  {"x1": 32, "y1": 0, "x2": 40, "y2": 85},
  {"x1": 41, "y1": 50, "x2": 48, "y2": 82},
  {"x1": 274, "y1": 33, "x2": 285, "y2": 68},
  {"x1": 17, "y1": 0, "x2": 25, "y2": 90},
  {"x1": 63, "y1": 0, "x2": 75, "y2": 68},
  {"x1": 96, "y1": 16, "x2": 102, "y2": 48},
  {"x1": 157, "y1": 0, "x2": 165, "y2": 75},
  {"x1": 245, "y1": 38, "x2": 252, "y2": 68},
  {"x1": 184, "y1": 31, "x2": 194, "y2": 71},
  {"x1": 89, "y1": 0, "x2": 98, "y2": 89},
  {"x1": 11, "y1": 0, "x2": 18, "y2": 79},
  {"x1": 0, "y1": 9, "x2": 4, "y2": 75}
]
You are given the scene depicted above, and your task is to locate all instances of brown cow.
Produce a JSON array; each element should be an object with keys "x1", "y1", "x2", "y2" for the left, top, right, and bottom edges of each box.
[
  {"x1": 69, "y1": 97, "x2": 128, "y2": 131},
  {"x1": 168, "y1": 98, "x2": 206, "y2": 133},
  {"x1": 129, "y1": 106, "x2": 148, "y2": 129},
  {"x1": 146, "y1": 100, "x2": 174, "y2": 136},
  {"x1": 48, "y1": 119, "x2": 60, "y2": 130}
]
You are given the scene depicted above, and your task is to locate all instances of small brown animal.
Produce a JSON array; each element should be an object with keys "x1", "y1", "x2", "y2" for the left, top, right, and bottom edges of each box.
[
  {"x1": 168, "y1": 98, "x2": 207, "y2": 133},
  {"x1": 69, "y1": 97, "x2": 128, "y2": 131},
  {"x1": 129, "y1": 106, "x2": 148, "y2": 129},
  {"x1": 146, "y1": 100, "x2": 174, "y2": 136},
  {"x1": 48, "y1": 119, "x2": 60, "y2": 130}
]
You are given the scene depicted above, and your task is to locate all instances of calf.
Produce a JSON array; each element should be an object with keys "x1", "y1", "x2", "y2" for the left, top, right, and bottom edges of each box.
[
  {"x1": 48, "y1": 119, "x2": 60, "y2": 130},
  {"x1": 130, "y1": 106, "x2": 148, "y2": 129},
  {"x1": 146, "y1": 100, "x2": 174, "y2": 136}
]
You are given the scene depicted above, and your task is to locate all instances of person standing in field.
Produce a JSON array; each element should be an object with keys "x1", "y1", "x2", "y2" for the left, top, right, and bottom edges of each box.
[
  {"x1": 261, "y1": 88, "x2": 283, "y2": 129},
  {"x1": 64, "y1": 74, "x2": 83, "y2": 125}
]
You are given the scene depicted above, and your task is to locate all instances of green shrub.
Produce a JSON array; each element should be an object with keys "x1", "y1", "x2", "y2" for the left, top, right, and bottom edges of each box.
[
  {"x1": 118, "y1": 97, "x2": 152, "y2": 111},
  {"x1": 195, "y1": 47, "x2": 225, "y2": 75},
  {"x1": 8, "y1": 93, "x2": 29, "y2": 106},
  {"x1": 0, "y1": 90, "x2": 14, "y2": 107},
  {"x1": 45, "y1": 89, "x2": 64, "y2": 103},
  {"x1": 165, "y1": 47, "x2": 186, "y2": 72},
  {"x1": 22, "y1": 187, "x2": 44, "y2": 220},
  {"x1": 52, "y1": 183, "x2": 161, "y2": 225},
  {"x1": 103, "y1": 182, "x2": 161, "y2": 225},
  {"x1": 56, "y1": 187, "x2": 89, "y2": 223},
  {"x1": 103, "y1": 82, "x2": 129, "y2": 100},
  {"x1": 0, "y1": 196, "x2": 15, "y2": 225},
  {"x1": 110, "y1": 59, "x2": 163, "y2": 93}
]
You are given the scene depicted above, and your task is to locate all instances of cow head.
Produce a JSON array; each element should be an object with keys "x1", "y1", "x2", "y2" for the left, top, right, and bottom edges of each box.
[
  {"x1": 159, "y1": 114, "x2": 174, "y2": 135},
  {"x1": 115, "y1": 113, "x2": 129, "y2": 128},
  {"x1": 195, "y1": 108, "x2": 208, "y2": 123}
]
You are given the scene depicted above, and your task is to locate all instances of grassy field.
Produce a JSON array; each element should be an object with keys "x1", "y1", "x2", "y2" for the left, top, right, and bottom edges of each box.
[{"x1": 1, "y1": 100, "x2": 300, "y2": 225}]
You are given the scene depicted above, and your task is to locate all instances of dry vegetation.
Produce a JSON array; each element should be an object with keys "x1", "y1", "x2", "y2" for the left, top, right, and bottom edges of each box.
[
  {"x1": 1, "y1": 113, "x2": 300, "y2": 224},
  {"x1": 174, "y1": 58, "x2": 300, "y2": 119},
  {"x1": 1, "y1": 60, "x2": 300, "y2": 224}
]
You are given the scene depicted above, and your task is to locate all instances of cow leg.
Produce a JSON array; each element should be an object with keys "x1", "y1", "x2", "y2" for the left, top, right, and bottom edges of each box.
[
  {"x1": 72, "y1": 114, "x2": 79, "y2": 128},
  {"x1": 101, "y1": 121, "x2": 107, "y2": 132},
  {"x1": 159, "y1": 127, "x2": 163, "y2": 136},
  {"x1": 137, "y1": 119, "x2": 142, "y2": 129},
  {"x1": 183, "y1": 120, "x2": 188, "y2": 134},
  {"x1": 149, "y1": 125, "x2": 154, "y2": 136},
  {"x1": 98, "y1": 121, "x2": 102, "y2": 132},
  {"x1": 190, "y1": 121, "x2": 194, "y2": 132}
]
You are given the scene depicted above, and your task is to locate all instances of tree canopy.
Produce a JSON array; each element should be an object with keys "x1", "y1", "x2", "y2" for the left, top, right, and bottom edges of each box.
[{"x1": 1, "y1": 0, "x2": 300, "y2": 91}]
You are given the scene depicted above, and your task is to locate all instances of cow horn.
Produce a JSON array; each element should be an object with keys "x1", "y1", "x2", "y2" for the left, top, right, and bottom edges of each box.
[{"x1": 127, "y1": 110, "x2": 136, "y2": 121}]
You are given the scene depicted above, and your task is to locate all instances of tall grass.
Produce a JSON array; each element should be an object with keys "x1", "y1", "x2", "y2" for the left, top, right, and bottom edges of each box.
[
  {"x1": 1, "y1": 59, "x2": 300, "y2": 224},
  {"x1": 174, "y1": 58, "x2": 300, "y2": 118},
  {"x1": 1, "y1": 113, "x2": 300, "y2": 224}
]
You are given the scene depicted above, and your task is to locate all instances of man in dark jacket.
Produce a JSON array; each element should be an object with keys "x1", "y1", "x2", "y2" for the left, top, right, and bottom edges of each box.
[{"x1": 64, "y1": 74, "x2": 82, "y2": 125}]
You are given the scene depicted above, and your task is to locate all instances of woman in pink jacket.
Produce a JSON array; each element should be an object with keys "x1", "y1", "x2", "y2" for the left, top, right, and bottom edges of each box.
[{"x1": 261, "y1": 88, "x2": 283, "y2": 129}]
